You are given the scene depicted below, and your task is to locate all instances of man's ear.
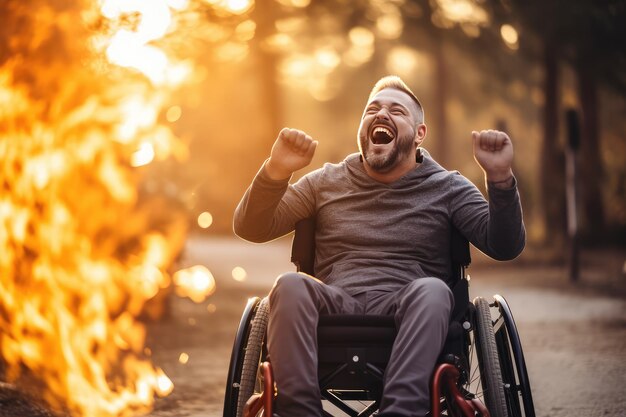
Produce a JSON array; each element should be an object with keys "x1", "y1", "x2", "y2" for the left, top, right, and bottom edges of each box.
[{"x1": 414, "y1": 123, "x2": 427, "y2": 147}]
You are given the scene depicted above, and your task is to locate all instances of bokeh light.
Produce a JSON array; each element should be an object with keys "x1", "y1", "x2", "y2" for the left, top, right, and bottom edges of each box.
[
  {"x1": 501, "y1": 24, "x2": 519, "y2": 50},
  {"x1": 386, "y1": 46, "x2": 420, "y2": 77},
  {"x1": 197, "y1": 211, "x2": 214, "y2": 228},
  {"x1": 178, "y1": 352, "x2": 189, "y2": 364},
  {"x1": 232, "y1": 266, "x2": 247, "y2": 282},
  {"x1": 166, "y1": 106, "x2": 182, "y2": 123},
  {"x1": 173, "y1": 265, "x2": 216, "y2": 303}
]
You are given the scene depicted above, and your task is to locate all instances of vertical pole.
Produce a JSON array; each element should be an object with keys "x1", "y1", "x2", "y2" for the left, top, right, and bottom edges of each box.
[
  {"x1": 565, "y1": 109, "x2": 581, "y2": 282},
  {"x1": 541, "y1": 44, "x2": 566, "y2": 248}
]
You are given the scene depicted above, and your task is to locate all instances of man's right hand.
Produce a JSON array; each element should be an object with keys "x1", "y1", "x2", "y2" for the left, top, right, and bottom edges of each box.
[{"x1": 265, "y1": 128, "x2": 318, "y2": 180}]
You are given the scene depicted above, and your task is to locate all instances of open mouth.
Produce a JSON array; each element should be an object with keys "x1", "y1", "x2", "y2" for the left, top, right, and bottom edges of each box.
[{"x1": 370, "y1": 125, "x2": 395, "y2": 145}]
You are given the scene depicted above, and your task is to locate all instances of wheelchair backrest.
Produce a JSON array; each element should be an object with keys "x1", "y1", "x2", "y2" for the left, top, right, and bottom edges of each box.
[{"x1": 290, "y1": 217, "x2": 317, "y2": 275}]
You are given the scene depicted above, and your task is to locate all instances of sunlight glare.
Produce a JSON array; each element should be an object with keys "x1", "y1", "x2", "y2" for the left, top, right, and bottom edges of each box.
[
  {"x1": 102, "y1": 0, "x2": 174, "y2": 85},
  {"x1": 433, "y1": 0, "x2": 489, "y2": 26},
  {"x1": 224, "y1": 0, "x2": 253, "y2": 14},
  {"x1": 280, "y1": 54, "x2": 313, "y2": 78},
  {"x1": 216, "y1": 42, "x2": 249, "y2": 62},
  {"x1": 376, "y1": 13, "x2": 403, "y2": 39},
  {"x1": 345, "y1": 27, "x2": 375, "y2": 67},
  {"x1": 349, "y1": 27, "x2": 374, "y2": 47},
  {"x1": 275, "y1": 0, "x2": 311, "y2": 7},
  {"x1": 167, "y1": 0, "x2": 190, "y2": 10},
  {"x1": 264, "y1": 33, "x2": 294, "y2": 52},
  {"x1": 387, "y1": 46, "x2": 419, "y2": 77},
  {"x1": 315, "y1": 48, "x2": 340, "y2": 71},
  {"x1": 235, "y1": 20, "x2": 256, "y2": 41}
]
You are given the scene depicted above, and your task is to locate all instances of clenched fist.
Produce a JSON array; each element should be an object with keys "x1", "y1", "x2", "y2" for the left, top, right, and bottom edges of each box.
[
  {"x1": 472, "y1": 129, "x2": 514, "y2": 186},
  {"x1": 265, "y1": 128, "x2": 318, "y2": 180}
]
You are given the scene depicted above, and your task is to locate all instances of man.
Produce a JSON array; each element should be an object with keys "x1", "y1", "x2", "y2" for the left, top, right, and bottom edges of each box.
[{"x1": 234, "y1": 75, "x2": 525, "y2": 417}]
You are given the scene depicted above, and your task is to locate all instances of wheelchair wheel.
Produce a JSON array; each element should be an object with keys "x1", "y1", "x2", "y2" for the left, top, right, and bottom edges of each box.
[
  {"x1": 236, "y1": 297, "x2": 269, "y2": 417},
  {"x1": 223, "y1": 297, "x2": 265, "y2": 417},
  {"x1": 472, "y1": 297, "x2": 508, "y2": 417},
  {"x1": 492, "y1": 295, "x2": 535, "y2": 417}
]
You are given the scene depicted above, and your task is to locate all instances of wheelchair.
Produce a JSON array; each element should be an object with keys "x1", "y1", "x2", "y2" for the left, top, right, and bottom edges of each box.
[{"x1": 223, "y1": 218, "x2": 535, "y2": 417}]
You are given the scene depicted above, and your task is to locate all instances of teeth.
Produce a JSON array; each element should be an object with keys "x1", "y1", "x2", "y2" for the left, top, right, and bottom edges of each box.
[{"x1": 374, "y1": 127, "x2": 392, "y2": 136}]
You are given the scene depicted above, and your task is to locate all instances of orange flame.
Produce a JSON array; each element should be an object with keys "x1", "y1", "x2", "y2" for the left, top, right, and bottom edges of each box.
[{"x1": 0, "y1": 0, "x2": 199, "y2": 415}]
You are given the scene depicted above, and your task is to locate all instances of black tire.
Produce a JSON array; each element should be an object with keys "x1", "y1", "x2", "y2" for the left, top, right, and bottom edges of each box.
[
  {"x1": 224, "y1": 298, "x2": 260, "y2": 417},
  {"x1": 493, "y1": 294, "x2": 536, "y2": 417},
  {"x1": 236, "y1": 297, "x2": 270, "y2": 417},
  {"x1": 493, "y1": 312, "x2": 523, "y2": 417},
  {"x1": 473, "y1": 297, "x2": 508, "y2": 417}
]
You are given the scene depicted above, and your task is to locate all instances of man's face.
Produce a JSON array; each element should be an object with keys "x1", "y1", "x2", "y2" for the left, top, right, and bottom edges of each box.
[{"x1": 357, "y1": 88, "x2": 424, "y2": 173}]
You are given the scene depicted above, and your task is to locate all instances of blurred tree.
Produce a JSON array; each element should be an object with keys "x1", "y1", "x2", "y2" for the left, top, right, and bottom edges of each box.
[
  {"x1": 251, "y1": 0, "x2": 282, "y2": 136},
  {"x1": 569, "y1": 1, "x2": 625, "y2": 238},
  {"x1": 503, "y1": 0, "x2": 626, "y2": 243}
]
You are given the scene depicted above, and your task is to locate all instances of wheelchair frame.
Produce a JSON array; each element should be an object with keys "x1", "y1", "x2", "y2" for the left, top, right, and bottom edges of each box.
[{"x1": 224, "y1": 218, "x2": 535, "y2": 417}]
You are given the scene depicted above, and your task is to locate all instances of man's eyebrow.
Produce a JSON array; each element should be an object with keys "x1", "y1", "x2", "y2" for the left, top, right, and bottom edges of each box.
[
  {"x1": 390, "y1": 104, "x2": 409, "y2": 111},
  {"x1": 368, "y1": 100, "x2": 410, "y2": 111}
]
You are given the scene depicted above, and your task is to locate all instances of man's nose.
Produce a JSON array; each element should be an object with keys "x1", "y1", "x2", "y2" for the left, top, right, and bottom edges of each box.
[{"x1": 375, "y1": 107, "x2": 390, "y2": 120}]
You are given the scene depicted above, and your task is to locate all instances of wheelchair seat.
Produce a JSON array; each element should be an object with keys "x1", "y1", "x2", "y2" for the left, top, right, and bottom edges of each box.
[{"x1": 316, "y1": 313, "x2": 467, "y2": 392}]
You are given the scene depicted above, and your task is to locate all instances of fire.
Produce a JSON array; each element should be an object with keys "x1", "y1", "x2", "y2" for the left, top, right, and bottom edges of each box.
[
  {"x1": 0, "y1": 0, "x2": 206, "y2": 415},
  {"x1": 102, "y1": 0, "x2": 193, "y2": 86},
  {"x1": 131, "y1": 142, "x2": 156, "y2": 167}
]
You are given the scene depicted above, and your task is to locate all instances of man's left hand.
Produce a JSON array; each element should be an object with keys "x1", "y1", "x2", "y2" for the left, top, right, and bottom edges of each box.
[{"x1": 472, "y1": 130, "x2": 514, "y2": 185}]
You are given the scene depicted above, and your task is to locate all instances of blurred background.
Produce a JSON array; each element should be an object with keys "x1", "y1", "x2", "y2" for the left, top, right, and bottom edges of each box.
[
  {"x1": 1, "y1": 0, "x2": 624, "y2": 416},
  {"x1": 173, "y1": 0, "x2": 626, "y2": 249}
]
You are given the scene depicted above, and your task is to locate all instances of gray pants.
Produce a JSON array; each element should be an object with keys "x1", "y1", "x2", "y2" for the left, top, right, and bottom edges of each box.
[{"x1": 267, "y1": 272, "x2": 454, "y2": 417}]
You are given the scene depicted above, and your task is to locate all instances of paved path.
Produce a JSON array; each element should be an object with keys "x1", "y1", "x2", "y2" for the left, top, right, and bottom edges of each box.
[{"x1": 146, "y1": 235, "x2": 626, "y2": 417}]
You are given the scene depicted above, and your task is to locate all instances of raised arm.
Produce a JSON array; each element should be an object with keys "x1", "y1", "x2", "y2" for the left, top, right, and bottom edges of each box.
[
  {"x1": 233, "y1": 128, "x2": 318, "y2": 243},
  {"x1": 451, "y1": 130, "x2": 525, "y2": 260}
]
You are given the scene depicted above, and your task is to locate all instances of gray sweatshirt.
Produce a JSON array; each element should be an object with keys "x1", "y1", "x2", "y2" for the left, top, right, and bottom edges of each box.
[{"x1": 234, "y1": 151, "x2": 525, "y2": 295}]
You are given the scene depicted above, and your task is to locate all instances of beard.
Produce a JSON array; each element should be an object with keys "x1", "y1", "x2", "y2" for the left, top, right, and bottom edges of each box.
[{"x1": 360, "y1": 131, "x2": 415, "y2": 173}]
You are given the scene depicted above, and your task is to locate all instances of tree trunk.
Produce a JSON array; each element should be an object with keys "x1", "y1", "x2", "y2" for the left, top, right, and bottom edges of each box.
[
  {"x1": 577, "y1": 64, "x2": 605, "y2": 237},
  {"x1": 433, "y1": 37, "x2": 448, "y2": 168},
  {"x1": 540, "y1": 45, "x2": 566, "y2": 248},
  {"x1": 251, "y1": 0, "x2": 281, "y2": 138}
]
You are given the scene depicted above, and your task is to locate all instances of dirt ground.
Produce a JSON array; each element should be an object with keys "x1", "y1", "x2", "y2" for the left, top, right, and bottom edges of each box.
[
  {"x1": 145, "y1": 235, "x2": 626, "y2": 417},
  {"x1": 2, "y1": 235, "x2": 625, "y2": 416}
]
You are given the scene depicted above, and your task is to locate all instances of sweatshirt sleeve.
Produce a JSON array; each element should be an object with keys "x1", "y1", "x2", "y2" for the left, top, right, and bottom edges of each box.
[
  {"x1": 233, "y1": 160, "x2": 317, "y2": 243},
  {"x1": 449, "y1": 173, "x2": 526, "y2": 261}
]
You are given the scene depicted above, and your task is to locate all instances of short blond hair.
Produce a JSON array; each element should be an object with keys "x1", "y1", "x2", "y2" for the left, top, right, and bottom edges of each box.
[{"x1": 368, "y1": 75, "x2": 424, "y2": 123}]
